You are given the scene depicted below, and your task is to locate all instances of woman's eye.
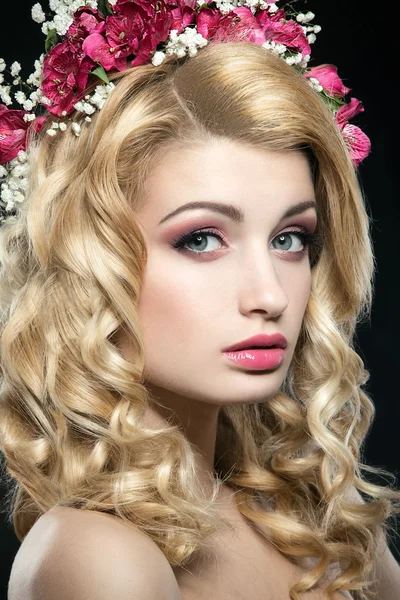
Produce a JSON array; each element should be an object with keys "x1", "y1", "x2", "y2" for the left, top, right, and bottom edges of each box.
[
  {"x1": 172, "y1": 230, "x2": 225, "y2": 254},
  {"x1": 271, "y1": 232, "x2": 306, "y2": 252},
  {"x1": 172, "y1": 229, "x2": 310, "y2": 255}
]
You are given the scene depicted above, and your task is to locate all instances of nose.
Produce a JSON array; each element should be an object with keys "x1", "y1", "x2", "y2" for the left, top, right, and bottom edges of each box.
[{"x1": 238, "y1": 244, "x2": 289, "y2": 319}]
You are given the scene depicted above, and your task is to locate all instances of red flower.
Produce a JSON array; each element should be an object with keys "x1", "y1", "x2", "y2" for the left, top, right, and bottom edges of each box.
[
  {"x1": 197, "y1": 6, "x2": 266, "y2": 44},
  {"x1": 0, "y1": 104, "x2": 29, "y2": 163},
  {"x1": 67, "y1": 7, "x2": 106, "y2": 49},
  {"x1": 42, "y1": 40, "x2": 96, "y2": 116},
  {"x1": 167, "y1": 0, "x2": 197, "y2": 33},
  {"x1": 262, "y1": 17, "x2": 311, "y2": 56},
  {"x1": 335, "y1": 98, "x2": 371, "y2": 166},
  {"x1": 82, "y1": 1, "x2": 176, "y2": 71},
  {"x1": 306, "y1": 64, "x2": 351, "y2": 97}
]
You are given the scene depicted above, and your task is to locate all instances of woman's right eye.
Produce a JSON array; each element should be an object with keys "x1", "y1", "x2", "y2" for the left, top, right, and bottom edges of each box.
[{"x1": 171, "y1": 229, "x2": 226, "y2": 255}]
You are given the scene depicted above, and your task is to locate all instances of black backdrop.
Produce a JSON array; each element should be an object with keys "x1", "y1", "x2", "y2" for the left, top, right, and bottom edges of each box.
[{"x1": 0, "y1": 1, "x2": 398, "y2": 597}]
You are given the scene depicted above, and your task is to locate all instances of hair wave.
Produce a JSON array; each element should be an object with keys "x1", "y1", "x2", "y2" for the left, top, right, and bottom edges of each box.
[{"x1": 1, "y1": 42, "x2": 399, "y2": 600}]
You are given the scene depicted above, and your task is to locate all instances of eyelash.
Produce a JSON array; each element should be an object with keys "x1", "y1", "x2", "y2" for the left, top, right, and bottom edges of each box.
[{"x1": 171, "y1": 227, "x2": 322, "y2": 257}]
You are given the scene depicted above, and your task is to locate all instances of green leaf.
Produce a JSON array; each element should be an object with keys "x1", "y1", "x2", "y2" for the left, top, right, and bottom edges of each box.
[
  {"x1": 45, "y1": 28, "x2": 58, "y2": 52},
  {"x1": 91, "y1": 65, "x2": 110, "y2": 85},
  {"x1": 98, "y1": 0, "x2": 113, "y2": 17}
]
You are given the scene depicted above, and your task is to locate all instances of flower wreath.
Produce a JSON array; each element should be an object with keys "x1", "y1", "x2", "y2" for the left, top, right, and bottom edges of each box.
[{"x1": 0, "y1": 0, "x2": 371, "y2": 226}]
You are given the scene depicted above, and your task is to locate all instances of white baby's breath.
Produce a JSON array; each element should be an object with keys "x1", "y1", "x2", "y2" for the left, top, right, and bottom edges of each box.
[
  {"x1": 152, "y1": 51, "x2": 166, "y2": 67},
  {"x1": 0, "y1": 151, "x2": 30, "y2": 225},
  {"x1": 32, "y1": 3, "x2": 46, "y2": 23},
  {"x1": 40, "y1": 0, "x2": 98, "y2": 36},
  {"x1": 0, "y1": 85, "x2": 12, "y2": 105},
  {"x1": 71, "y1": 122, "x2": 81, "y2": 136},
  {"x1": 165, "y1": 27, "x2": 208, "y2": 59},
  {"x1": 308, "y1": 77, "x2": 323, "y2": 93},
  {"x1": 10, "y1": 62, "x2": 21, "y2": 77},
  {"x1": 14, "y1": 91, "x2": 27, "y2": 105}
]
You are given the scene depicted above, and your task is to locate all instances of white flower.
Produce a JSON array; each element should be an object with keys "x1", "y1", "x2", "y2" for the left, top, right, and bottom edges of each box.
[
  {"x1": 0, "y1": 74, "x2": 4, "y2": 85},
  {"x1": 83, "y1": 102, "x2": 96, "y2": 115},
  {"x1": 313, "y1": 25, "x2": 322, "y2": 34},
  {"x1": 304, "y1": 11, "x2": 315, "y2": 23},
  {"x1": 29, "y1": 91, "x2": 40, "y2": 104},
  {"x1": 47, "y1": 129, "x2": 57, "y2": 137},
  {"x1": 0, "y1": 59, "x2": 6, "y2": 73},
  {"x1": 49, "y1": 0, "x2": 60, "y2": 11},
  {"x1": 1, "y1": 185, "x2": 14, "y2": 207},
  {"x1": 307, "y1": 33, "x2": 317, "y2": 44},
  {"x1": 0, "y1": 166, "x2": 8, "y2": 179},
  {"x1": 308, "y1": 77, "x2": 323, "y2": 93},
  {"x1": 262, "y1": 41, "x2": 287, "y2": 55},
  {"x1": 152, "y1": 51, "x2": 166, "y2": 67},
  {"x1": 72, "y1": 122, "x2": 81, "y2": 136},
  {"x1": 10, "y1": 61, "x2": 22, "y2": 77},
  {"x1": 13, "y1": 191, "x2": 25, "y2": 204},
  {"x1": 27, "y1": 56, "x2": 44, "y2": 87},
  {"x1": 40, "y1": 95, "x2": 52, "y2": 106},
  {"x1": 41, "y1": 21, "x2": 51, "y2": 35},
  {"x1": 59, "y1": 122, "x2": 67, "y2": 131},
  {"x1": 296, "y1": 13, "x2": 305, "y2": 23},
  {"x1": 32, "y1": 2, "x2": 46, "y2": 23},
  {"x1": 267, "y1": 3, "x2": 279, "y2": 13},
  {"x1": 15, "y1": 91, "x2": 27, "y2": 105},
  {"x1": 165, "y1": 26, "x2": 208, "y2": 59},
  {"x1": 214, "y1": 1, "x2": 237, "y2": 13},
  {"x1": 23, "y1": 114, "x2": 36, "y2": 122},
  {"x1": 23, "y1": 99, "x2": 34, "y2": 111},
  {"x1": 299, "y1": 54, "x2": 311, "y2": 68},
  {"x1": 12, "y1": 165, "x2": 29, "y2": 178},
  {"x1": 0, "y1": 85, "x2": 12, "y2": 105}
]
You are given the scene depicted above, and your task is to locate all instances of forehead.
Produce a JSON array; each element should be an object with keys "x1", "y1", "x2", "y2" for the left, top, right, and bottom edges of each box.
[{"x1": 138, "y1": 139, "x2": 315, "y2": 222}]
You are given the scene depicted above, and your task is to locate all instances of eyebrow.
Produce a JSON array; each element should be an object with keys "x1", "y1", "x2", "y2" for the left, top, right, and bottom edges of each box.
[{"x1": 158, "y1": 199, "x2": 318, "y2": 226}]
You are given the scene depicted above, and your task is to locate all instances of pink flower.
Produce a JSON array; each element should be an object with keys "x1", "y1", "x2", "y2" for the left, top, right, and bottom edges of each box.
[
  {"x1": 335, "y1": 98, "x2": 371, "y2": 166},
  {"x1": 167, "y1": 0, "x2": 197, "y2": 32},
  {"x1": 42, "y1": 40, "x2": 95, "y2": 116},
  {"x1": 306, "y1": 64, "x2": 351, "y2": 97},
  {"x1": 82, "y1": 1, "x2": 166, "y2": 70},
  {"x1": 197, "y1": 6, "x2": 310, "y2": 55},
  {"x1": 261, "y1": 16, "x2": 311, "y2": 56},
  {"x1": 0, "y1": 104, "x2": 29, "y2": 163},
  {"x1": 336, "y1": 97, "x2": 364, "y2": 125},
  {"x1": 197, "y1": 7, "x2": 266, "y2": 44},
  {"x1": 67, "y1": 6, "x2": 106, "y2": 49}
]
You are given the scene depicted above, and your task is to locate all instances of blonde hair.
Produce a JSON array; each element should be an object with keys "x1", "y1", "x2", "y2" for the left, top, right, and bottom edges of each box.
[{"x1": 0, "y1": 41, "x2": 399, "y2": 600}]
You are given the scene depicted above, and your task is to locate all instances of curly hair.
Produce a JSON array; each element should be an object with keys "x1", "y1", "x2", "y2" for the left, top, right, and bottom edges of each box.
[{"x1": 0, "y1": 41, "x2": 399, "y2": 600}]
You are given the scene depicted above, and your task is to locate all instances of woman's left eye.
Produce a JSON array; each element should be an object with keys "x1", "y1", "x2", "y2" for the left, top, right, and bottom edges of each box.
[{"x1": 171, "y1": 229, "x2": 312, "y2": 255}]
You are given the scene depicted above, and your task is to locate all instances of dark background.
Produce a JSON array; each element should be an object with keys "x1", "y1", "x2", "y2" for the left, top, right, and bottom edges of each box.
[{"x1": 0, "y1": 1, "x2": 398, "y2": 597}]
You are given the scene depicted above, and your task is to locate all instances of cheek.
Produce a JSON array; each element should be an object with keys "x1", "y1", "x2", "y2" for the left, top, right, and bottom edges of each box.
[
  {"x1": 286, "y1": 267, "x2": 312, "y2": 319},
  {"x1": 137, "y1": 256, "x2": 203, "y2": 347}
]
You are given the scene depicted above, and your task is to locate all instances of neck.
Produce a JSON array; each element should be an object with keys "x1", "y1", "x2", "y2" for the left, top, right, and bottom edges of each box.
[{"x1": 143, "y1": 384, "x2": 221, "y2": 495}]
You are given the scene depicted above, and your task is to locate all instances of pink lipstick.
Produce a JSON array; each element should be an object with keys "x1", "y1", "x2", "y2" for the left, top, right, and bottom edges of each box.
[{"x1": 222, "y1": 333, "x2": 287, "y2": 371}]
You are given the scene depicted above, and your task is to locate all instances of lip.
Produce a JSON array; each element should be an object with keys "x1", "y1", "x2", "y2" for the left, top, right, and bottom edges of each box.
[{"x1": 222, "y1": 333, "x2": 288, "y2": 353}]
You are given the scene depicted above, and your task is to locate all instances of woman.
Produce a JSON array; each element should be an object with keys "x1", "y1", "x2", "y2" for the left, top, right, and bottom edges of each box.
[{"x1": 0, "y1": 2, "x2": 399, "y2": 599}]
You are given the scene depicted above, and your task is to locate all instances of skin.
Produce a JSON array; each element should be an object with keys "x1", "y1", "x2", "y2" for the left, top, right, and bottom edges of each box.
[{"x1": 114, "y1": 138, "x2": 318, "y2": 493}]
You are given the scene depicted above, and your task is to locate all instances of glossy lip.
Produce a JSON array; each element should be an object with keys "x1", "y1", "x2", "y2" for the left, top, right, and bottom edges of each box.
[{"x1": 222, "y1": 333, "x2": 288, "y2": 353}]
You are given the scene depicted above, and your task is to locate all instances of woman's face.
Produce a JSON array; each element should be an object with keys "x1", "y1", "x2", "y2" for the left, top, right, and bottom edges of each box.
[{"x1": 121, "y1": 139, "x2": 318, "y2": 407}]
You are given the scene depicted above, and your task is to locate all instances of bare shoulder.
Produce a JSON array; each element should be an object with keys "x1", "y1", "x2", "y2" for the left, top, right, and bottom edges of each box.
[{"x1": 8, "y1": 505, "x2": 182, "y2": 600}]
